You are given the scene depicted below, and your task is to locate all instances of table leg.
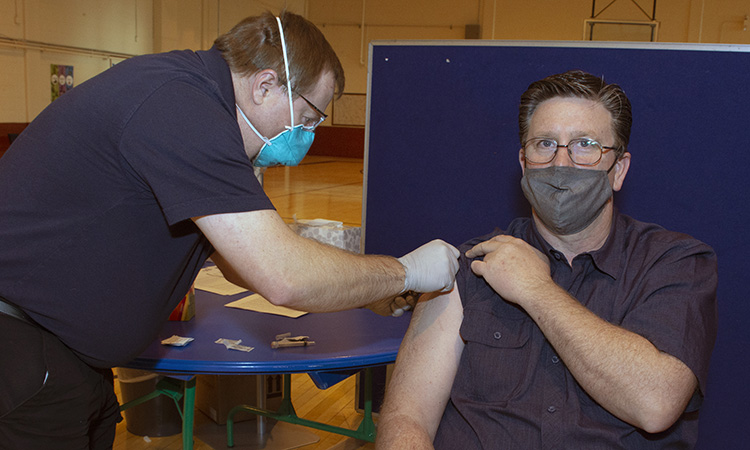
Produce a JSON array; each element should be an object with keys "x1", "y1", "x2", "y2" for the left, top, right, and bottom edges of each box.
[
  {"x1": 355, "y1": 367, "x2": 376, "y2": 439},
  {"x1": 182, "y1": 376, "x2": 196, "y2": 450},
  {"x1": 119, "y1": 374, "x2": 197, "y2": 448},
  {"x1": 257, "y1": 373, "x2": 267, "y2": 437},
  {"x1": 227, "y1": 368, "x2": 378, "y2": 447}
]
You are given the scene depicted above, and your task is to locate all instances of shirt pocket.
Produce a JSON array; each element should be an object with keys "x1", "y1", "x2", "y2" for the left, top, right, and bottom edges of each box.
[{"x1": 454, "y1": 306, "x2": 534, "y2": 403}]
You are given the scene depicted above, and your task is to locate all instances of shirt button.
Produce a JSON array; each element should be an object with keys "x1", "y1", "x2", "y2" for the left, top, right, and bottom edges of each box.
[
  {"x1": 547, "y1": 406, "x2": 557, "y2": 413},
  {"x1": 551, "y1": 355, "x2": 560, "y2": 364},
  {"x1": 493, "y1": 331, "x2": 502, "y2": 340}
]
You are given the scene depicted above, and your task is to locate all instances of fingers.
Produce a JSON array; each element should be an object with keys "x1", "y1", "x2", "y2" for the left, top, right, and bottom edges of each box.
[
  {"x1": 397, "y1": 239, "x2": 461, "y2": 294},
  {"x1": 464, "y1": 241, "x2": 487, "y2": 259},
  {"x1": 391, "y1": 292, "x2": 417, "y2": 317},
  {"x1": 469, "y1": 259, "x2": 486, "y2": 276},
  {"x1": 465, "y1": 236, "x2": 503, "y2": 258},
  {"x1": 365, "y1": 293, "x2": 418, "y2": 318},
  {"x1": 390, "y1": 296, "x2": 408, "y2": 317},
  {"x1": 364, "y1": 297, "x2": 391, "y2": 316},
  {"x1": 465, "y1": 235, "x2": 526, "y2": 259},
  {"x1": 403, "y1": 292, "x2": 417, "y2": 310}
]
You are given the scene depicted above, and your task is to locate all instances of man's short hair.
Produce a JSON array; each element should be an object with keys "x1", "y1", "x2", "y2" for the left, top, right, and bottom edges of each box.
[
  {"x1": 518, "y1": 70, "x2": 632, "y2": 157},
  {"x1": 215, "y1": 10, "x2": 345, "y2": 99}
]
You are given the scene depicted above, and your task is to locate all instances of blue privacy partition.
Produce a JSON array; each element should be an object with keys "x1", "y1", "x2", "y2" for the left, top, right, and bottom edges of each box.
[{"x1": 362, "y1": 41, "x2": 750, "y2": 449}]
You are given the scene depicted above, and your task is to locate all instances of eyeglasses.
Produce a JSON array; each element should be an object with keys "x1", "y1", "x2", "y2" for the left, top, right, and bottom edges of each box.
[
  {"x1": 522, "y1": 138, "x2": 618, "y2": 166},
  {"x1": 297, "y1": 92, "x2": 328, "y2": 131}
]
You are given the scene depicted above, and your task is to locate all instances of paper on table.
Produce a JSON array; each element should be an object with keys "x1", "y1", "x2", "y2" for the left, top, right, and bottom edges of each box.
[
  {"x1": 161, "y1": 335, "x2": 194, "y2": 347},
  {"x1": 225, "y1": 293, "x2": 308, "y2": 318},
  {"x1": 194, "y1": 265, "x2": 247, "y2": 296},
  {"x1": 215, "y1": 338, "x2": 254, "y2": 352}
]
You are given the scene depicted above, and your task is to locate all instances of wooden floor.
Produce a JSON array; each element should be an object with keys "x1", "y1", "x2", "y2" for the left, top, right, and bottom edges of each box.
[
  {"x1": 113, "y1": 157, "x2": 375, "y2": 450},
  {"x1": 262, "y1": 156, "x2": 364, "y2": 227}
]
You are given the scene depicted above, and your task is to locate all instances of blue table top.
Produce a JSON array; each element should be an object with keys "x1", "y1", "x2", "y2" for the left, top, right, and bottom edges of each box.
[{"x1": 125, "y1": 289, "x2": 411, "y2": 376}]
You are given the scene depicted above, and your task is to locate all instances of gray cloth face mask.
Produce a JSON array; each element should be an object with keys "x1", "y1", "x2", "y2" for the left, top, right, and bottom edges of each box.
[{"x1": 520, "y1": 166, "x2": 613, "y2": 235}]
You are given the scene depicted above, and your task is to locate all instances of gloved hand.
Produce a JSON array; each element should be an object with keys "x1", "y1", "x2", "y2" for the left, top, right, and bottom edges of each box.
[
  {"x1": 390, "y1": 291, "x2": 419, "y2": 317},
  {"x1": 364, "y1": 291, "x2": 419, "y2": 317},
  {"x1": 397, "y1": 239, "x2": 460, "y2": 294}
]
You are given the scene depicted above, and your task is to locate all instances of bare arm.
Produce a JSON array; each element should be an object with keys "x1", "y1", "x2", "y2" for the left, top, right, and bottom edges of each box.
[
  {"x1": 194, "y1": 210, "x2": 402, "y2": 313},
  {"x1": 467, "y1": 235, "x2": 697, "y2": 433},
  {"x1": 376, "y1": 288, "x2": 465, "y2": 449}
]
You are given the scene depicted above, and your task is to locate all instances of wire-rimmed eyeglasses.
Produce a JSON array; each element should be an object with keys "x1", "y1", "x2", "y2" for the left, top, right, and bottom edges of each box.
[
  {"x1": 522, "y1": 138, "x2": 618, "y2": 166},
  {"x1": 297, "y1": 92, "x2": 328, "y2": 131}
]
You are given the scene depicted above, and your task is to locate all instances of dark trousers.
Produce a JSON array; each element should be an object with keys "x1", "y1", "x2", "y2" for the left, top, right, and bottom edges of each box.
[{"x1": 0, "y1": 314, "x2": 122, "y2": 449}]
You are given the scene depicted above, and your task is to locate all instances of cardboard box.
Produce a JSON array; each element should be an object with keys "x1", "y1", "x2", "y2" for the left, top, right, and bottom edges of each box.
[
  {"x1": 291, "y1": 218, "x2": 361, "y2": 253},
  {"x1": 196, "y1": 374, "x2": 283, "y2": 425}
]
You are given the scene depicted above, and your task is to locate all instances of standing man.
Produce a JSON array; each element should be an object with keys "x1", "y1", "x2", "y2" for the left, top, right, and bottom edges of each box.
[
  {"x1": 0, "y1": 11, "x2": 459, "y2": 449},
  {"x1": 376, "y1": 70, "x2": 717, "y2": 449}
]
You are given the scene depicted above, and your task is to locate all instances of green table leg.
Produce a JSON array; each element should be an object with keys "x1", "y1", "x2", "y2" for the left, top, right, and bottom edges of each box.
[
  {"x1": 356, "y1": 368, "x2": 376, "y2": 438},
  {"x1": 227, "y1": 368, "x2": 378, "y2": 447},
  {"x1": 182, "y1": 377, "x2": 196, "y2": 450},
  {"x1": 119, "y1": 375, "x2": 196, "y2": 450},
  {"x1": 118, "y1": 390, "x2": 162, "y2": 411}
]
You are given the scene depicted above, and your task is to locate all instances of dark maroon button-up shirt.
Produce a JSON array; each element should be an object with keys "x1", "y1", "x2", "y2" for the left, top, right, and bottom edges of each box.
[{"x1": 434, "y1": 211, "x2": 718, "y2": 449}]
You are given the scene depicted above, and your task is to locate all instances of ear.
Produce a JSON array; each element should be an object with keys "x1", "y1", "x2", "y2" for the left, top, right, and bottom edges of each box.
[
  {"x1": 250, "y1": 69, "x2": 281, "y2": 106},
  {"x1": 518, "y1": 148, "x2": 526, "y2": 176},
  {"x1": 611, "y1": 151, "x2": 631, "y2": 192}
]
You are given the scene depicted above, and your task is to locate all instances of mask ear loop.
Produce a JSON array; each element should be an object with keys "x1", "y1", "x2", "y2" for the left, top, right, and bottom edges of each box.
[
  {"x1": 236, "y1": 104, "x2": 272, "y2": 146},
  {"x1": 275, "y1": 16, "x2": 295, "y2": 130}
]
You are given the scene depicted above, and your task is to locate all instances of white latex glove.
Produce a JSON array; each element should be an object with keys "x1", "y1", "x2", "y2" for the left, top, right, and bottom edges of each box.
[{"x1": 397, "y1": 239, "x2": 460, "y2": 294}]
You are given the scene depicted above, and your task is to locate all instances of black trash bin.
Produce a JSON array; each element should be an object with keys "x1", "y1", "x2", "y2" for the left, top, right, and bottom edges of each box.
[{"x1": 117, "y1": 368, "x2": 183, "y2": 437}]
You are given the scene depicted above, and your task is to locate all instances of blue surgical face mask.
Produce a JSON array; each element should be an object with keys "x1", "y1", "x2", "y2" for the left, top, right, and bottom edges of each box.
[
  {"x1": 237, "y1": 106, "x2": 314, "y2": 167},
  {"x1": 236, "y1": 16, "x2": 315, "y2": 168}
]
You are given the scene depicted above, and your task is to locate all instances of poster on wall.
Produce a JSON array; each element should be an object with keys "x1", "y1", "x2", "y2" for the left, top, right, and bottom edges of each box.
[{"x1": 51, "y1": 64, "x2": 74, "y2": 101}]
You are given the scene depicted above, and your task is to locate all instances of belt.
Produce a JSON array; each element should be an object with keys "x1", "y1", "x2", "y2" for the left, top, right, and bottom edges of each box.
[{"x1": 0, "y1": 296, "x2": 34, "y2": 324}]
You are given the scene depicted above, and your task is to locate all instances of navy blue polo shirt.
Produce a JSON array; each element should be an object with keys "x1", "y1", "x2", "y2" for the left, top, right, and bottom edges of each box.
[{"x1": 0, "y1": 48, "x2": 274, "y2": 367}]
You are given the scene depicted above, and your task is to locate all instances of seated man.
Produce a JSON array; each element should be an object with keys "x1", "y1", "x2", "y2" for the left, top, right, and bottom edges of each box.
[{"x1": 376, "y1": 70, "x2": 718, "y2": 449}]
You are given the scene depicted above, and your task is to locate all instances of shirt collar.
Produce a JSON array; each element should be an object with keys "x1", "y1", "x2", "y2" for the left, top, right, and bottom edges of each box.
[
  {"x1": 525, "y1": 209, "x2": 623, "y2": 280},
  {"x1": 588, "y1": 208, "x2": 624, "y2": 279},
  {"x1": 197, "y1": 46, "x2": 236, "y2": 108}
]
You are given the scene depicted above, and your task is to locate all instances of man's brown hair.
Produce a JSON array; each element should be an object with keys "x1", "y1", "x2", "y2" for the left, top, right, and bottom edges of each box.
[
  {"x1": 519, "y1": 70, "x2": 632, "y2": 157},
  {"x1": 215, "y1": 10, "x2": 345, "y2": 99}
]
